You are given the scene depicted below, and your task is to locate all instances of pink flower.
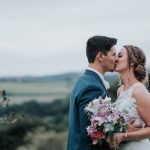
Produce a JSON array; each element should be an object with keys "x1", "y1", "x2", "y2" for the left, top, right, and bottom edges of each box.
[
  {"x1": 92, "y1": 139, "x2": 98, "y2": 145},
  {"x1": 91, "y1": 119, "x2": 97, "y2": 127},
  {"x1": 90, "y1": 130, "x2": 104, "y2": 139},
  {"x1": 94, "y1": 117, "x2": 104, "y2": 126}
]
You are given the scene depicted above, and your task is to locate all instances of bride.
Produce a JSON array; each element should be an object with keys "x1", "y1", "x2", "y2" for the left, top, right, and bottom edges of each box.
[{"x1": 111, "y1": 45, "x2": 150, "y2": 150}]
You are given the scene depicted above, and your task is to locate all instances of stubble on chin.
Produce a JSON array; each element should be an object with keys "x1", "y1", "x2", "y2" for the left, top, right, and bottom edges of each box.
[
  {"x1": 110, "y1": 69, "x2": 115, "y2": 72},
  {"x1": 111, "y1": 64, "x2": 116, "y2": 72},
  {"x1": 108, "y1": 67, "x2": 115, "y2": 72}
]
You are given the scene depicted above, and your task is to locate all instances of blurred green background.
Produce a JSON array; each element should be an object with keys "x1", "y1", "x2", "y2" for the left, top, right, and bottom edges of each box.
[{"x1": 0, "y1": 72, "x2": 120, "y2": 150}]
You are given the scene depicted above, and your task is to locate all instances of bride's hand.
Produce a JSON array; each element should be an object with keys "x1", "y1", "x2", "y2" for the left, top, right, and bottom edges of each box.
[
  {"x1": 113, "y1": 133, "x2": 124, "y2": 144},
  {"x1": 127, "y1": 124, "x2": 142, "y2": 132},
  {"x1": 108, "y1": 133, "x2": 124, "y2": 149},
  {"x1": 108, "y1": 137, "x2": 117, "y2": 149}
]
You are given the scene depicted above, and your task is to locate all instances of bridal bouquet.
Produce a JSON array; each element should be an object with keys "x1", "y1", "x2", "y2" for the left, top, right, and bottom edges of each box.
[{"x1": 84, "y1": 96, "x2": 128, "y2": 145}]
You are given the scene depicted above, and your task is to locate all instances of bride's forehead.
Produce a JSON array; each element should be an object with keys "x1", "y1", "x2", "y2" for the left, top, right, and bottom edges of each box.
[{"x1": 117, "y1": 47, "x2": 126, "y2": 54}]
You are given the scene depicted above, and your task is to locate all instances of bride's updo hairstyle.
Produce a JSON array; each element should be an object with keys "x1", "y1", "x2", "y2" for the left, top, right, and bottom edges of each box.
[{"x1": 123, "y1": 45, "x2": 146, "y2": 82}]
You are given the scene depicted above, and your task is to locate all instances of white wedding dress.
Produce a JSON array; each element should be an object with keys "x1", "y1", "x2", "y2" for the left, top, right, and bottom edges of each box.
[{"x1": 116, "y1": 82, "x2": 150, "y2": 150}]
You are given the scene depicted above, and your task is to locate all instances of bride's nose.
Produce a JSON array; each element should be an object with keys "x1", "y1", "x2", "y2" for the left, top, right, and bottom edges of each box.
[
  {"x1": 115, "y1": 57, "x2": 118, "y2": 65},
  {"x1": 115, "y1": 56, "x2": 118, "y2": 62}
]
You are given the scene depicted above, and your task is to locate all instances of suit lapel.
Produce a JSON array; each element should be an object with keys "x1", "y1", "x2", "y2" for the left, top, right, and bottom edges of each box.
[{"x1": 85, "y1": 70, "x2": 109, "y2": 96}]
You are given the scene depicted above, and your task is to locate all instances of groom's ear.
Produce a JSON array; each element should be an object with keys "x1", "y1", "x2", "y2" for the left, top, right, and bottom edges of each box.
[{"x1": 97, "y1": 52, "x2": 104, "y2": 61}]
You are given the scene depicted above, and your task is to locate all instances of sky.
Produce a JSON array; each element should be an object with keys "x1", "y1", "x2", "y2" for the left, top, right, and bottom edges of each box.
[{"x1": 0, "y1": 0, "x2": 150, "y2": 77}]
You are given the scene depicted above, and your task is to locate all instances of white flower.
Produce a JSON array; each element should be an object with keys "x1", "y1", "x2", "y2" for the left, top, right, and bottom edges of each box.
[
  {"x1": 85, "y1": 98, "x2": 101, "y2": 114},
  {"x1": 103, "y1": 97, "x2": 111, "y2": 102},
  {"x1": 106, "y1": 115, "x2": 112, "y2": 122},
  {"x1": 93, "y1": 98, "x2": 101, "y2": 105}
]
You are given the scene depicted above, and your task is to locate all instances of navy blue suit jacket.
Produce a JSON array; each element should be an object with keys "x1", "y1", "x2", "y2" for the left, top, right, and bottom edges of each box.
[{"x1": 67, "y1": 70, "x2": 110, "y2": 150}]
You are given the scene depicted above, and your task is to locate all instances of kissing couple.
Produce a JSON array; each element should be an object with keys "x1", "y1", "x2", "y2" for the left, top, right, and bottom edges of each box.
[{"x1": 67, "y1": 35, "x2": 150, "y2": 150}]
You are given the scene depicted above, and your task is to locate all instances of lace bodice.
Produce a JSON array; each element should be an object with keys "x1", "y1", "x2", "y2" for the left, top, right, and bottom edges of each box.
[{"x1": 116, "y1": 82, "x2": 145, "y2": 127}]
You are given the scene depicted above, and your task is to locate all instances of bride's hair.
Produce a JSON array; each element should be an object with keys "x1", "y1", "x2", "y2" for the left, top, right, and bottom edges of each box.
[{"x1": 123, "y1": 45, "x2": 146, "y2": 82}]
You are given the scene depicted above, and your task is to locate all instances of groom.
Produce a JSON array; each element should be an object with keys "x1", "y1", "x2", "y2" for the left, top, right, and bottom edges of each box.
[{"x1": 67, "y1": 35, "x2": 117, "y2": 150}]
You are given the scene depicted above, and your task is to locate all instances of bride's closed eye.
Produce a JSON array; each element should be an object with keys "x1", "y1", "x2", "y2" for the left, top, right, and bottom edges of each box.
[{"x1": 118, "y1": 52, "x2": 123, "y2": 58}]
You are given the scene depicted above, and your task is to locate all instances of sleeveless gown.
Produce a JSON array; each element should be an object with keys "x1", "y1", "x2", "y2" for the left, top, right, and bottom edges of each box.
[{"x1": 115, "y1": 82, "x2": 150, "y2": 150}]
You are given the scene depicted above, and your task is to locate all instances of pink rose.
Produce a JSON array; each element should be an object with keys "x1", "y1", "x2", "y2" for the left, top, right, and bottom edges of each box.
[{"x1": 90, "y1": 130, "x2": 104, "y2": 139}]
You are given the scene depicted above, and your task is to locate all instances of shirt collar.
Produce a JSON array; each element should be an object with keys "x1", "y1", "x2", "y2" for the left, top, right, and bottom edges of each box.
[{"x1": 86, "y1": 66, "x2": 110, "y2": 89}]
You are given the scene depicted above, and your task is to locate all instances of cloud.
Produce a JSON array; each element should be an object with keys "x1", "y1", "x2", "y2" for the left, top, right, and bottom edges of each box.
[{"x1": 0, "y1": 0, "x2": 150, "y2": 76}]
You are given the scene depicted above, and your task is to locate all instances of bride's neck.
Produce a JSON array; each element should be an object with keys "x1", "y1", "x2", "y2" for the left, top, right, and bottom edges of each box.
[{"x1": 121, "y1": 70, "x2": 138, "y2": 90}]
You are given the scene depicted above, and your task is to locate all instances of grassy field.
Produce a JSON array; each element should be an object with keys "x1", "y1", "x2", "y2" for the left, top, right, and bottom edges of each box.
[{"x1": 0, "y1": 81, "x2": 72, "y2": 104}]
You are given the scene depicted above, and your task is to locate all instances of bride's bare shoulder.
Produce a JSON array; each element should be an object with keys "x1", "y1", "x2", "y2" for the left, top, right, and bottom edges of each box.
[
  {"x1": 133, "y1": 84, "x2": 150, "y2": 103},
  {"x1": 133, "y1": 83, "x2": 150, "y2": 126}
]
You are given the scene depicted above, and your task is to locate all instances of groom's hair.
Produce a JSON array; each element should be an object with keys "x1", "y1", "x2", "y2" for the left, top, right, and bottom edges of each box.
[{"x1": 86, "y1": 35, "x2": 117, "y2": 63}]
